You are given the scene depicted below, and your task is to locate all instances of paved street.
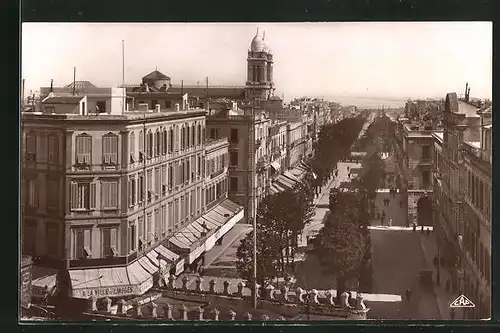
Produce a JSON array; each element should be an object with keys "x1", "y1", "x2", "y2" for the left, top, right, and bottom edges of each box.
[
  {"x1": 370, "y1": 229, "x2": 441, "y2": 319},
  {"x1": 372, "y1": 191, "x2": 407, "y2": 227}
]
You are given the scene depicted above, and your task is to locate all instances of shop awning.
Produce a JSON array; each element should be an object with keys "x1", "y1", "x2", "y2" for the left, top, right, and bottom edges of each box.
[
  {"x1": 31, "y1": 266, "x2": 59, "y2": 297},
  {"x1": 276, "y1": 175, "x2": 297, "y2": 189},
  {"x1": 69, "y1": 263, "x2": 153, "y2": 299},
  {"x1": 283, "y1": 171, "x2": 303, "y2": 184},
  {"x1": 271, "y1": 161, "x2": 281, "y2": 171},
  {"x1": 167, "y1": 199, "x2": 244, "y2": 265}
]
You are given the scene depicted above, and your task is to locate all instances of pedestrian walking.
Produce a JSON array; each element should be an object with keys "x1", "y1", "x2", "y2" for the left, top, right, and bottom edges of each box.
[
  {"x1": 412, "y1": 223, "x2": 417, "y2": 232},
  {"x1": 421, "y1": 225, "x2": 424, "y2": 234},
  {"x1": 405, "y1": 288, "x2": 412, "y2": 302},
  {"x1": 381, "y1": 211, "x2": 386, "y2": 225}
]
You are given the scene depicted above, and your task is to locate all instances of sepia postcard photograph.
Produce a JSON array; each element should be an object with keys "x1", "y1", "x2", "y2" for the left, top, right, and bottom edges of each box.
[{"x1": 20, "y1": 21, "x2": 492, "y2": 322}]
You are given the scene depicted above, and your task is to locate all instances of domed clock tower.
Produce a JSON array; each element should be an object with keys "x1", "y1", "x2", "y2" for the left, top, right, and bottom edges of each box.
[{"x1": 245, "y1": 29, "x2": 275, "y2": 102}]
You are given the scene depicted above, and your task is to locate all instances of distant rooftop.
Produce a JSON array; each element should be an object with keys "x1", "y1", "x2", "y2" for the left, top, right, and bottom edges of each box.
[
  {"x1": 64, "y1": 81, "x2": 97, "y2": 89},
  {"x1": 142, "y1": 70, "x2": 171, "y2": 81},
  {"x1": 43, "y1": 95, "x2": 84, "y2": 104},
  {"x1": 457, "y1": 101, "x2": 480, "y2": 118}
]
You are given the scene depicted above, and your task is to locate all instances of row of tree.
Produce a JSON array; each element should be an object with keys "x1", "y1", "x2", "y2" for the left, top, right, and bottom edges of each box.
[
  {"x1": 315, "y1": 188, "x2": 373, "y2": 295},
  {"x1": 236, "y1": 176, "x2": 316, "y2": 290},
  {"x1": 310, "y1": 115, "x2": 367, "y2": 186}
]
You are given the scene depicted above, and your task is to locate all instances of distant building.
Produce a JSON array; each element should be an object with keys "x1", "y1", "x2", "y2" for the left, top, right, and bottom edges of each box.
[{"x1": 21, "y1": 89, "x2": 243, "y2": 301}]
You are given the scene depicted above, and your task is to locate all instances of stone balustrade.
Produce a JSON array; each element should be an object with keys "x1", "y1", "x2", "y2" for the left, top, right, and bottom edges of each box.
[{"x1": 82, "y1": 278, "x2": 369, "y2": 320}]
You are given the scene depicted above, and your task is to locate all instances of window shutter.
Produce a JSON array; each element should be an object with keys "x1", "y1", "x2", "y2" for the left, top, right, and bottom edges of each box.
[
  {"x1": 111, "y1": 182, "x2": 118, "y2": 208},
  {"x1": 111, "y1": 228, "x2": 117, "y2": 250},
  {"x1": 84, "y1": 229, "x2": 91, "y2": 251},
  {"x1": 90, "y1": 183, "x2": 96, "y2": 209},
  {"x1": 111, "y1": 136, "x2": 118, "y2": 163},
  {"x1": 71, "y1": 182, "x2": 78, "y2": 209},
  {"x1": 76, "y1": 230, "x2": 84, "y2": 258}
]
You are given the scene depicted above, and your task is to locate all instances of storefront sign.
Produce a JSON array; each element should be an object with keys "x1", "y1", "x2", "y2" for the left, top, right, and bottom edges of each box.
[{"x1": 72, "y1": 277, "x2": 153, "y2": 299}]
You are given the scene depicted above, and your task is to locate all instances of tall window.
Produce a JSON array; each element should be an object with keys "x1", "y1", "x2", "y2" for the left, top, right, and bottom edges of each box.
[
  {"x1": 147, "y1": 169, "x2": 153, "y2": 199},
  {"x1": 191, "y1": 124, "x2": 195, "y2": 147},
  {"x1": 422, "y1": 171, "x2": 431, "y2": 188},
  {"x1": 47, "y1": 180, "x2": 58, "y2": 211},
  {"x1": 155, "y1": 167, "x2": 160, "y2": 196},
  {"x1": 70, "y1": 182, "x2": 96, "y2": 210},
  {"x1": 102, "y1": 134, "x2": 118, "y2": 165},
  {"x1": 102, "y1": 228, "x2": 118, "y2": 257},
  {"x1": 23, "y1": 222, "x2": 36, "y2": 255},
  {"x1": 129, "y1": 223, "x2": 136, "y2": 252},
  {"x1": 174, "y1": 199, "x2": 179, "y2": 229},
  {"x1": 147, "y1": 212, "x2": 153, "y2": 242},
  {"x1": 129, "y1": 131, "x2": 136, "y2": 162},
  {"x1": 162, "y1": 128, "x2": 168, "y2": 155},
  {"x1": 169, "y1": 128, "x2": 174, "y2": 153},
  {"x1": 161, "y1": 205, "x2": 167, "y2": 234},
  {"x1": 138, "y1": 130, "x2": 144, "y2": 161},
  {"x1": 101, "y1": 181, "x2": 118, "y2": 209},
  {"x1": 25, "y1": 132, "x2": 37, "y2": 161},
  {"x1": 230, "y1": 177, "x2": 238, "y2": 192},
  {"x1": 138, "y1": 172, "x2": 145, "y2": 203},
  {"x1": 230, "y1": 128, "x2": 239, "y2": 143},
  {"x1": 421, "y1": 146, "x2": 431, "y2": 160},
  {"x1": 74, "y1": 228, "x2": 92, "y2": 259},
  {"x1": 168, "y1": 202, "x2": 173, "y2": 232},
  {"x1": 154, "y1": 209, "x2": 160, "y2": 238},
  {"x1": 138, "y1": 216, "x2": 144, "y2": 246},
  {"x1": 181, "y1": 127, "x2": 186, "y2": 150},
  {"x1": 76, "y1": 134, "x2": 92, "y2": 165},
  {"x1": 25, "y1": 178, "x2": 38, "y2": 208},
  {"x1": 161, "y1": 165, "x2": 167, "y2": 194},
  {"x1": 186, "y1": 126, "x2": 190, "y2": 148},
  {"x1": 37, "y1": 134, "x2": 47, "y2": 162},
  {"x1": 147, "y1": 131, "x2": 153, "y2": 158},
  {"x1": 165, "y1": 163, "x2": 171, "y2": 188},
  {"x1": 230, "y1": 152, "x2": 238, "y2": 166},
  {"x1": 197, "y1": 124, "x2": 202, "y2": 145},
  {"x1": 128, "y1": 176, "x2": 136, "y2": 207},
  {"x1": 48, "y1": 135, "x2": 58, "y2": 164},
  {"x1": 155, "y1": 130, "x2": 160, "y2": 157}
]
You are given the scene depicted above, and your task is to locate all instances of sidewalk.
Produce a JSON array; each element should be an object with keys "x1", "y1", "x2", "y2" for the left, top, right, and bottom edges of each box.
[{"x1": 418, "y1": 232, "x2": 456, "y2": 319}]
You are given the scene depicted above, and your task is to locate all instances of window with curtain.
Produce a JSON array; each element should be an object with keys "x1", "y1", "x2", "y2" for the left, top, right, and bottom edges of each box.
[
  {"x1": 76, "y1": 134, "x2": 92, "y2": 164},
  {"x1": 102, "y1": 133, "x2": 118, "y2": 165},
  {"x1": 102, "y1": 228, "x2": 118, "y2": 257}
]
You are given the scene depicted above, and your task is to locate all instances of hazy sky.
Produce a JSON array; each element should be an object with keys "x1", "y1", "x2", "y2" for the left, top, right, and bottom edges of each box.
[{"x1": 22, "y1": 22, "x2": 492, "y2": 102}]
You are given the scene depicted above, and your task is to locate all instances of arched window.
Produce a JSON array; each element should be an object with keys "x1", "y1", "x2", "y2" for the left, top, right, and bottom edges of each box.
[
  {"x1": 197, "y1": 124, "x2": 202, "y2": 145},
  {"x1": 174, "y1": 126, "x2": 179, "y2": 152},
  {"x1": 162, "y1": 128, "x2": 167, "y2": 155},
  {"x1": 169, "y1": 128, "x2": 174, "y2": 153},
  {"x1": 155, "y1": 129, "x2": 160, "y2": 157},
  {"x1": 147, "y1": 130, "x2": 153, "y2": 158},
  {"x1": 76, "y1": 133, "x2": 92, "y2": 165},
  {"x1": 181, "y1": 127, "x2": 185, "y2": 151},
  {"x1": 191, "y1": 124, "x2": 195, "y2": 147}
]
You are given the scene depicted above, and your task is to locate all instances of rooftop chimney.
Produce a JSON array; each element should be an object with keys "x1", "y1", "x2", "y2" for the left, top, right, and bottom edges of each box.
[
  {"x1": 467, "y1": 86, "x2": 471, "y2": 102},
  {"x1": 465, "y1": 82, "x2": 468, "y2": 98},
  {"x1": 155, "y1": 104, "x2": 161, "y2": 113},
  {"x1": 175, "y1": 103, "x2": 180, "y2": 111},
  {"x1": 50, "y1": 79, "x2": 54, "y2": 93}
]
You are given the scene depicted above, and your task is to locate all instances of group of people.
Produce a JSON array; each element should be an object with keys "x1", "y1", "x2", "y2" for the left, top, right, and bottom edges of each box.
[{"x1": 412, "y1": 223, "x2": 432, "y2": 236}]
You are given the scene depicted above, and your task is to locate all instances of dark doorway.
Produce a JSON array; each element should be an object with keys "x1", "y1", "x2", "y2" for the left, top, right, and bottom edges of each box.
[{"x1": 417, "y1": 196, "x2": 433, "y2": 226}]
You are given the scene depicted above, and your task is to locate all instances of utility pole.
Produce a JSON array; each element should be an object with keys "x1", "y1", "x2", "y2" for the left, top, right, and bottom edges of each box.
[
  {"x1": 72, "y1": 67, "x2": 76, "y2": 95},
  {"x1": 251, "y1": 85, "x2": 258, "y2": 309},
  {"x1": 122, "y1": 40, "x2": 125, "y2": 113}
]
